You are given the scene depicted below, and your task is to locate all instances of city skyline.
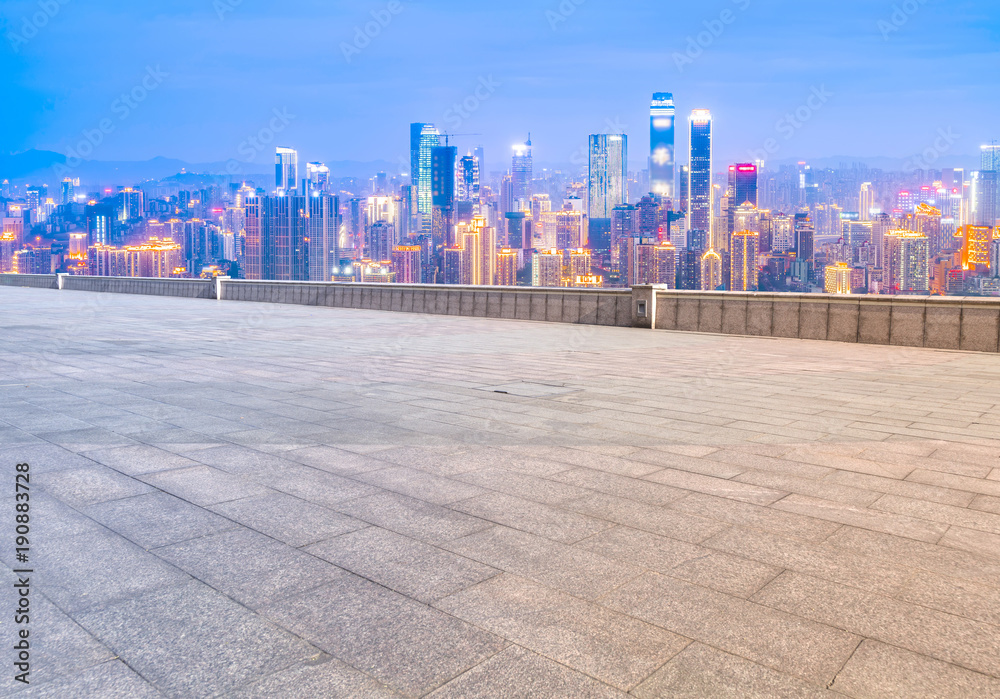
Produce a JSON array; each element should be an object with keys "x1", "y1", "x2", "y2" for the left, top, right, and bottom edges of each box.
[{"x1": 2, "y1": 1, "x2": 998, "y2": 170}]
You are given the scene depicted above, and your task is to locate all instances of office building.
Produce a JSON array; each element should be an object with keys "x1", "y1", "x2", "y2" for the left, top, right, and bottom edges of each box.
[
  {"x1": 391, "y1": 245, "x2": 422, "y2": 283},
  {"x1": 532, "y1": 249, "x2": 562, "y2": 287},
  {"x1": 496, "y1": 248, "x2": 518, "y2": 286},
  {"x1": 825, "y1": 262, "x2": 853, "y2": 294},
  {"x1": 689, "y1": 110, "x2": 713, "y2": 239},
  {"x1": 649, "y1": 93, "x2": 676, "y2": 199},
  {"x1": 961, "y1": 225, "x2": 993, "y2": 270},
  {"x1": 973, "y1": 170, "x2": 998, "y2": 227},
  {"x1": 729, "y1": 230, "x2": 759, "y2": 291},
  {"x1": 512, "y1": 137, "x2": 533, "y2": 202},
  {"x1": 243, "y1": 195, "x2": 309, "y2": 281},
  {"x1": 859, "y1": 182, "x2": 875, "y2": 221},
  {"x1": 306, "y1": 194, "x2": 339, "y2": 281},
  {"x1": 410, "y1": 123, "x2": 440, "y2": 234},
  {"x1": 884, "y1": 230, "x2": 930, "y2": 293},
  {"x1": 700, "y1": 248, "x2": 723, "y2": 290},
  {"x1": 275, "y1": 147, "x2": 299, "y2": 193},
  {"x1": 588, "y1": 134, "x2": 628, "y2": 219}
]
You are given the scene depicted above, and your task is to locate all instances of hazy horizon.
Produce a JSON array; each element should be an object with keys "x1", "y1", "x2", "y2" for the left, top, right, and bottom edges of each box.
[{"x1": 3, "y1": 0, "x2": 998, "y2": 174}]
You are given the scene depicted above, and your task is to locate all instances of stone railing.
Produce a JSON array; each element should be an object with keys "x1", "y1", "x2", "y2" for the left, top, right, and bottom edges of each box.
[
  {"x1": 2, "y1": 274, "x2": 998, "y2": 353},
  {"x1": 634, "y1": 287, "x2": 1000, "y2": 354}
]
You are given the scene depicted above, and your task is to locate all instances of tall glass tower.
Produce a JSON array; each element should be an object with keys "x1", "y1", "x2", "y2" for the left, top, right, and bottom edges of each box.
[
  {"x1": 512, "y1": 136, "x2": 533, "y2": 202},
  {"x1": 275, "y1": 147, "x2": 299, "y2": 193},
  {"x1": 409, "y1": 123, "x2": 440, "y2": 234},
  {"x1": 588, "y1": 134, "x2": 628, "y2": 220},
  {"x1": 688, "y1": 110, "x2": 713, "y2": 239},
  {"x1": 649, "y1": 93, "x2": 675, "y2": 200}
]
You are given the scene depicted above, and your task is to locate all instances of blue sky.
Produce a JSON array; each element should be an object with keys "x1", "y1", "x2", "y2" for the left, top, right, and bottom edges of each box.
[{"x1": 2, "y1": 0, "x2": 997, "y2": 172}]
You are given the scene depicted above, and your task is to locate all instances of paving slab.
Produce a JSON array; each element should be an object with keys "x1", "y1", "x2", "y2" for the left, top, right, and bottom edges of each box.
[{"x1": 3, "y1": 287, "x2": 1000, "y2": 694}]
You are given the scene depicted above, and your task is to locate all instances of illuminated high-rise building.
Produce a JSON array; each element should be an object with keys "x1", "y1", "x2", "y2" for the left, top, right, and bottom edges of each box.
[
  {"x1": 539, "y1": 209, "x2": 587, "y2": 250},
  {"x1": 688, "y1": 110, "x2": 713, "y2": 239},
  {"x1": 588, "y1": 134, "x2": 628, "y2": 220},
  {"x1": 825, "y1": 262, "x2": 853, "y2": 294},
  {"x1": 410, "y1": 123, "x2": 440, "y2": 234},
  {"x1": 391, "y1": 245, "x2": 422, "y2": 283},
  {"x1": 458, "y1": 154, "x2": 480, "y2": 203},
  {"x1": 368, "y1": 222, "x2": 396, "y2": 263},
  {"x1": 794, "y1": 213, "x2": 815, "y2": 263},
  {"x1": 729, "y1": 164, "x2": 758, "y2": 208},
  {"x1": 496, "y1": 248, "x2": 518, "y2": 286},
  {"x1": 431, "y1": 145, "x2": 457, "y2": 245},
  {"x1": 243, "y1": 195, "x2": 309, "y2": 281},
  {"x1": 307, "y1": 194, "x2": 339, "y2": 282},
  {"x1": 884, "y1": 230, "x2": 930, "y2": 293},
  {"x1": 678, "y1": 164, "x2": 690, "y2": 214},
  {"x1": 532, "y1": 248, "x2": 562, "y2": 287},
  {"x1": 649, "y1": 93, "x2": 675, "y2": 199},
  {"x1": 635, "y1": 242, "x2": 676, "y2": 287},
  {"x1": 61, "y1": 177, "x2": 77, "y2": 205},
  {"x1": 859, "y1": 182, "x2": 875, "y2": 221},
  {"x1": 512, "y1": 137, "x2": 533, "y2": 203},
  {"x1": 305, "y1": 162, "x2": 330, "y2": 194},
  {"x1": 700, "y1": 248, "x2": 722, "y2": 290},
  {"x1": 729, "y1": 231, "x2": 759, "y2": 291},
  {"x1": 982, "y1": 143, "x2": 1000, "y2": 172},
  {"x1": 961, "y1": 225, "x2": 993, "y2": 270},
  {"x1": 275, "y1": 147, "x2": 299, "y2": 193},
  {"x1": 973, "y1": 170, "x2": 998, "y2": 227}
]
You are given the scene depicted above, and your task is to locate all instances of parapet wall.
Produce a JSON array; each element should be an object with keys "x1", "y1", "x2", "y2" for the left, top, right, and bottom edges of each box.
[
  {"x1": 61, "y1": 275, "x2": 215, "y2": 299},
  {"x1": 221, "y1": 279, "x2": 634, "y2": 326},
  {"x1": 0, "y1": 273, "x2": 58, "y2": 290},
  {"x1": 2, "y1": 274, "x2": 998, "y2": 353},
  {"x1": 648, "y1": 289, "x2": 1000, "y2": 354}
]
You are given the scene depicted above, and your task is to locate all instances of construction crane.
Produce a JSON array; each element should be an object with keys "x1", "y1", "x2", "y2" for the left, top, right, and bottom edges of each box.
[{"x1": 439, "y1": 132, "x2": 482, "y2": 148}]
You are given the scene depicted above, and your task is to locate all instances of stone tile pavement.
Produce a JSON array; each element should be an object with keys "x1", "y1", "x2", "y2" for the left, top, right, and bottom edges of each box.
[{"x1": 1, "y1": 286, "x2": 1000, "y2": 697}]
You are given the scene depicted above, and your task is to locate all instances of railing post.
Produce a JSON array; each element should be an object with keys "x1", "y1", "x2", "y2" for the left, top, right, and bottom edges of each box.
[
  {"x1": 215, "y1": 276, "x2": 230, "y2": 301},
  {"x1": 631, "y1": 285, "x2": 663, "y2": 329},
  {"x1": 56, "y1": 273, "x2": 66, "y2": 290}
]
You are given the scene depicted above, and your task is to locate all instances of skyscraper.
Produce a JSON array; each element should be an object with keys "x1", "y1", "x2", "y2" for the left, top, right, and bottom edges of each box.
[
  {"x1": 410, "y1": 123, "x2": 440, "y2": 234},
  {"x1": 729, "y1": 230, "x2": 759, "y2": 291},
  {"x1": 307, "y1": 194, "x2": 339, "y2": 282},
  {"x1": 688, "y1": 110, "x2": 713, "y2": 241},
  {"x1": 244, "y1": 194, "x2": 309, "y2": 281},
  {"x1": 512, "y1": 137, "x2": 533, "y2": 202},
  {"x1": 859, "y1": 182, "x2": 875, "y2": 221},
  {"x1": 431, "y1": 145, "x2": 457, "y2": 246},
  {"x1": 649, "y1": 93, "x2": 675, "y2": 200},
  {"x1": 973, "y1": 170, "x2": 998, "y2": 227},
  {"x1": 884, "y1": 230, "x2": 930, "y2": 293},
  {"x1": 275, "y1": 147, "x2": 299, "y2": 193},
  {"x1": 729, "y1": 164, "x2": 758, "y2": 208},
  {"x1": 588, "y1": 134, "x2": 628, "y2": 220}
]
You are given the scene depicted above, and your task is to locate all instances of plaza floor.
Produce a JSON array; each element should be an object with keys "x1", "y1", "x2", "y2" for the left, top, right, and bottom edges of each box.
[{"x1": 1, "y1": 285, "x2": 1000, "y2": 697}]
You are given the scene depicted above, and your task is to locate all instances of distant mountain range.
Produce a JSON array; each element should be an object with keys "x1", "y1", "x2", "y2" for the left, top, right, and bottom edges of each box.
[
  {"x1": 0, "y1": 149, "x2": 982, "y2": 192},
  {"x1": 0, "y1": 150, "x2": 399, "y2": 189}
]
